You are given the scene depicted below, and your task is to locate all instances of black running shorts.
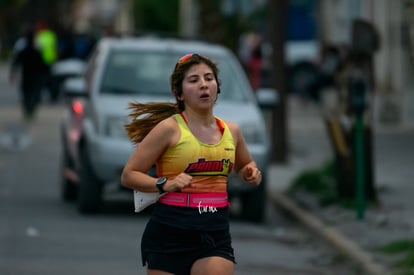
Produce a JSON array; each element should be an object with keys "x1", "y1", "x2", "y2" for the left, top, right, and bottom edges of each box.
[{"x1": 141, "y1": 219, "x2": 235, "y2": 275}]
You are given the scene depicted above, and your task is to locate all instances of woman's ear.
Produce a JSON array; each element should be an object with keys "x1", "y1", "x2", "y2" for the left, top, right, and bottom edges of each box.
[{"x1": 174, "y1": 89, "x2": 184, "y2": 100}]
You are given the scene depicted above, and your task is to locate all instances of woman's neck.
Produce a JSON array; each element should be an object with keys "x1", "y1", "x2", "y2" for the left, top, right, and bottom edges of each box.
[
  {"x1": 182, "y1": 109, "x2": 215, "y2": 127},
  {"x1": 181, "y1": 109, "x2": 221, "y2": 144}
]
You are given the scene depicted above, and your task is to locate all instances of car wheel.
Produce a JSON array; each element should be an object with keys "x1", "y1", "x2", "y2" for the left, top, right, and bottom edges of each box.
[
  {"x1": 61, "y1": 147, "x2": 78, "y2": 201},
  {"x1": 240, "y1": 175, "x2": 266, "y2": 223},
  {"x1": 77, "y1": 148, "x2": 104, "y2": 213}
]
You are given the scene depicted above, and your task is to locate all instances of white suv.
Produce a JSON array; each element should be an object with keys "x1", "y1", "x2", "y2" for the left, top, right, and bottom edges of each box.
[{"x1": 60, "y1": 36, "x2": 275, "y2": 222}]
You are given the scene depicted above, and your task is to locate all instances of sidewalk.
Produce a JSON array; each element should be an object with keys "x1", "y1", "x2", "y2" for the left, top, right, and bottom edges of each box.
[{"x1": 267, "y1": 97, "x2": 414, "y2": 275}]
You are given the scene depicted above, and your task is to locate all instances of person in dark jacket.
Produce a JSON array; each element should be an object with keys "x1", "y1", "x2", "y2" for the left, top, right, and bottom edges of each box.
[{"x1": 10, "y1": 28, "x2": 47, "y2": 124}]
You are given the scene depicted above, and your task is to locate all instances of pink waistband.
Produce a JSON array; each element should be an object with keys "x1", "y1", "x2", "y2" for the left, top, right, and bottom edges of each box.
[{"x1": 158, "y1": 192, "x2": 229, "y2": 208}]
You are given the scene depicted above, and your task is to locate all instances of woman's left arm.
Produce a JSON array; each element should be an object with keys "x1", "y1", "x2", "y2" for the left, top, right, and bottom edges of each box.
[{"x1": 228, "y1": 121, "x2": 262, "y2": 186}]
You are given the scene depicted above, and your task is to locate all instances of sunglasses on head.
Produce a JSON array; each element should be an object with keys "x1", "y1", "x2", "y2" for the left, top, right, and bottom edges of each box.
[{"x1": 177, "y1": 53, "x2": 205, "y2": 64}]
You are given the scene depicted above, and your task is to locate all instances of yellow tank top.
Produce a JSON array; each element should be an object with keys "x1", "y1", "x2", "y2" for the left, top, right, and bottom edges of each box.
[{"x1": 156, "y1": 113, "x2": 235, "y2": 193}]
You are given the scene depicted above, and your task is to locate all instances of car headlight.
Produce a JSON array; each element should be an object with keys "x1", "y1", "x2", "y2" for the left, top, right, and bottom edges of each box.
[
  {"x1": 106, "y1": 116, "x2": 128, "y2": 139},
  {"x1": 240, "y1": 122, "x2": 268, "y2": 145}
]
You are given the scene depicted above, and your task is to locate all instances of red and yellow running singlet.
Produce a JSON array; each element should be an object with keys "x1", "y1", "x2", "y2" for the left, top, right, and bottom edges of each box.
[{"x1": 156, "y1": 114, "x2": 235, "y2": 193}]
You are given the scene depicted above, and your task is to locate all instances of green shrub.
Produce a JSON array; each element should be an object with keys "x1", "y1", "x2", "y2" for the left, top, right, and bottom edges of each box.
[
  {"x1": 289, "y1": 159, "x2": 340, "y2": 206},
  {"x1": 378, "y1": 240, "x2": 414, "y2": 274}
]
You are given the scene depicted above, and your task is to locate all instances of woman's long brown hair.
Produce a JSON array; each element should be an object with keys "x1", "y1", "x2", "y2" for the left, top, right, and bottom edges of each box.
[
  {"x1": 124, "y1": 101, "x2": 180, "y2": 144},
  {"x1": 124, "y1": 54, "x2": 220, "y2": 144}
]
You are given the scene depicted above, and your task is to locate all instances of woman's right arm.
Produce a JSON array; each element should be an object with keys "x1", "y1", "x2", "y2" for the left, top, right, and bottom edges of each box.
[
  {"x1": 121, "y1": 117, "x2": 178, "y2": 192},
  {"x1": 121, "y1": 117, "x2": 193, "y2": 193}
]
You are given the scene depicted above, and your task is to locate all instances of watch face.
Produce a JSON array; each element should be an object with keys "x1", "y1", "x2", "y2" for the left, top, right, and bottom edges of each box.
[
  {"x1": 156, "y1": 177, "x2": 167, "y2": 193},
  {"x1": 157, "y1": 177, "x2": 167, "y2": 185}
]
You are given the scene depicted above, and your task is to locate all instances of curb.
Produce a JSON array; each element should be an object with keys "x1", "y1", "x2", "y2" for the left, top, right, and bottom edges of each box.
[{"x1": 269, "y1": 191, "x2": 390, "y2": 275}]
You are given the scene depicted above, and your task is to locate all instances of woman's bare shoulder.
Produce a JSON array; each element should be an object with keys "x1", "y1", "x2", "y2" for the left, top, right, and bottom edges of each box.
[
  {"x1": 222, "y1": 120, "x2": 239, "y2": 130},
  {"x1": 222, "y1": 120, "x2": 241, "y2": 139},
  {"x1": 149, "y1": 115, "x2": 180, "y2": 146},
  {"x1": 154, "y1": 115, "x2": 179, "y2": 133}
]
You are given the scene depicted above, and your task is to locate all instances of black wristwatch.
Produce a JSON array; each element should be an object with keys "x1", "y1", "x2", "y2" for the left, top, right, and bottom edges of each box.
[{"x1": 156, "y1": 176, "x2": 167, "y2": 194}]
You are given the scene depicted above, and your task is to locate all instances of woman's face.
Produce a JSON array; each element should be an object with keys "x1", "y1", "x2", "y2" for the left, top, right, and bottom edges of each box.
[{"x1": 179, "y1": 63, "x2": 219, "y2": 110}]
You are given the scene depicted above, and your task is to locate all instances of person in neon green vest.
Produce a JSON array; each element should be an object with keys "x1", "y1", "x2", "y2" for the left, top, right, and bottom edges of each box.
[
  {"x1": 35, "y1": 21, "x2": 59, "y2": 102},
  {"x1": 36, "y1": 30, "x2": 57, "y2": 65}
]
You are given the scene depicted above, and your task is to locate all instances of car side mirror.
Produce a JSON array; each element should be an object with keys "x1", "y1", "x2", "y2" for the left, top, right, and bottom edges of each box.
[
  {"x1": 256, "y1": 88, "x2": 279, "y2": 109},
  {"x1": 62, "y1": 77, "x2": 87, "y2": 98}
]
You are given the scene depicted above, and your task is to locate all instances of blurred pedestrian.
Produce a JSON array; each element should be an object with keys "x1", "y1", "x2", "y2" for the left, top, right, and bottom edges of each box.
[
  {"x1": 12, "y1": 33, "x2": 28, "y2": 58},
  {"x1": 238, "y1": 31, "x2": 263, "y2": 91},
  {"x1": 121, "y1": 53, "x2": 262, "y2": 275},
  {"x1": 238, "y1": 31, "x2": 262, "y2": 69},
  {"x1": 9, "y1": 27, "x2": 47, "y2": 147},
  {"x1": 35, "y1": 20, "x2": 58, "y2": 103},
  {"x1": 247, "y1": 44, "x2": 263, "y2": 91}
]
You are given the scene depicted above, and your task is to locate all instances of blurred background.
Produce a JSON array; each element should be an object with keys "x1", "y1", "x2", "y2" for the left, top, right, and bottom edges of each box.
[
  {"x1": 0, "y1": 0, "x2": 412, "y2": 115},
  {"x1": 1, "y1": 0, "x2": 414, "y2": 149},
  {"x1": 1, "y1": 1, "x2": 414, "y2": 274}
]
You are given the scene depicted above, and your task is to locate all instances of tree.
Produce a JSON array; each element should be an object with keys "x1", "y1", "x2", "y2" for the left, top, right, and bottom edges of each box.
[
  {"x1": 267, "y1": 0, "x2": 288, "y2": 163},
  {"x1": 134, "y1": 0, "x2": 179, "y2": 35},
  {"x1": 0, "y1": 0, "x2": 27, "y2": 57}
]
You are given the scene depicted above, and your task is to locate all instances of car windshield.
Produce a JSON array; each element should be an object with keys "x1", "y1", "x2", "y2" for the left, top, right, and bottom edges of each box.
[{"x1": 100, "y1": 50, "x2": 251, "y2": 102}]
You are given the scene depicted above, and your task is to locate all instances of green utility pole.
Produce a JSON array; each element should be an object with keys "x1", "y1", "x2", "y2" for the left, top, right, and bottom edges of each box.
[
  {"x1": 349, "y1": 71, "x2": 367, "y2": 220},
  {"x1": 354, "y1": 112, "x2": 365, "y2": 220}
]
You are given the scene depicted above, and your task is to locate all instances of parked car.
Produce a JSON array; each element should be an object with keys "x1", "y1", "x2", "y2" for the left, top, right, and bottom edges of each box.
[
  {"x1": 60, "y1": 36, "x2": 276, "y2": 222},
  {"x1": 51, "y1": 58, "x2": 86, "y2": 101}
]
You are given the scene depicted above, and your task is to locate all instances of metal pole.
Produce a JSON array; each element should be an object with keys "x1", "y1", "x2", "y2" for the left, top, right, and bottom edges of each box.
[
  {"x1": 115, "y1": 0, "x2": 134, "y2": 35},
  {"x1": 350, "y1": 70, "x2": 367, "y2": 221},
  {"x1": 355, "y1": 113, "x2": 365, "y2": 220},
  {"x1": 267, "y1": 0, "x2": 288, "y2": 163},
  {"x1": 179, "y1": 0, "x2": 197, "y2": 38}
]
